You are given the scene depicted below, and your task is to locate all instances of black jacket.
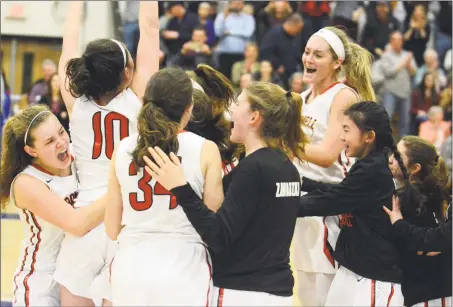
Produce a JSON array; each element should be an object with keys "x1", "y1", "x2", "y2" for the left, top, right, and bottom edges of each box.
[{"x1": 298, "y1": 151, "x2": 402, "y2": 283}]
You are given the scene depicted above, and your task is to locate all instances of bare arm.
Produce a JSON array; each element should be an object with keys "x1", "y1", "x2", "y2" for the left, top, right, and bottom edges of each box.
[
  {"x1": 59, "y1": 1, "x2": 84, "y2": 116},
  {"x1": 104, "y1": 148, "x2": 124, "y2": 240},
  {"x1": 200, "y1": 140, "x2": 224, "y2": 212},
  {"x1": 300, "y1": 89, "x2": 358, "y2": 168},
  {"x1": 14, "y1": 175, "x2": 105, "y2": 237},
  {"x1": 130, "y1": 1, "x2": 160, "y2": 101}
]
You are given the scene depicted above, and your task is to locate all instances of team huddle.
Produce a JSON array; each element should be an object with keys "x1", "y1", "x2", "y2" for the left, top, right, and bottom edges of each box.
[{"x1": 0, "y1": 1, "x2": 451, "y2": 307}]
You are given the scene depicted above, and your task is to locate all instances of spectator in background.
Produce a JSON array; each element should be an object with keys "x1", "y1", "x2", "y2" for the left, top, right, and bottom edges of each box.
[
  {"x1": 214, "y1": 0, "x2": 255, "y2": 79},
  {"x1": 260, "y1": 13, "x2": 304, "y2": 88},
  {"x1": 162, "y1": 1, "x2": 199, "y2": 66},
  {"x1": 380, "y1": 31, "x2": 417, "y2": 138},
  {"x1": 198, "y1": 2, "x2": 216, "y2": 47},
  {"x1": 252, "y1": 60, "x2": 283, "y2": 87},
  {"x1": 1, "y1": 68, "x2": 11, "y2": 156},
  {"x1": 238, "y1": 73, "x2": 252, "y2": 94},
  {"x1": 444, "y1": 49, "x2": 452, "y2": 73},
  {"x1": 121, "y1": 0, "x2": 139, "y2": 60},
  {"x1": 414, "y1": 49, "x2": 447, "y2": 93},
  {"x1": 403, "y1": 4, "x2": 430, "y2": 67},
  {"x1": 330, "y1": 1, "x2": 363, "y2": 42},
  {"x1": 174, "y1": 27, "x2": 214, "y2": 70},
  {"x1": 38, "y1": 73, "x2": 69, "y2": 134},
  {"x1": 298, "y1": 1, "x2": 330, "y2": 36},
  {"x1": 440, "y1": 78, "x2": 452, "y2": 122},
  {"x1": 361, "y1": 1, "x2": 400, "y2": 59},
  {"x1": 440, "y1": 135, "x2": 452, "y2": 173},
  {"x1": 289, "y1": 72, "x2": 306, "y2": 94},
  {"x1": 28, "y1": 59, "x2": 56, "y2": 105},
  {"x1": 419, "y1": 106, "x2": 451, "y2": 152},
  {"x1": 231, "y1": 42, "x2": 260, "y2": 88},
  {"x1": 434, "y1": 1, "x2": 452, "y2": 65},
  {"x1": 256, "y1": 1, "x2": 293, "y2": 44},
  {"x1": 410, "y1": 72, "x2": 440, "y2": 134}
]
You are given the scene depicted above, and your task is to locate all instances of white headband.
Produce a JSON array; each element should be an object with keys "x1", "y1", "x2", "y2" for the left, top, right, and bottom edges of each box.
[
  {"x1": 24, "y1": 111, "x2": 51, "y2": 145},
  {"x1": 191, "y1": 79, "x2": 205, "y2": 93},
  {"x1": 313, "y1": 29, "x2": 345, "y2": 61},
  {"x1": 110, "y1": 39, "x2": 127, "y2": 67}
]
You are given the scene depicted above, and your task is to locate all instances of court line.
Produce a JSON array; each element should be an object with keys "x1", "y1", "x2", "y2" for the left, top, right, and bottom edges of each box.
[
  {"x1": 0, "y1": 300, "x2": 12, "y2": 307},
  {"x1": 0, "y1": 213, "x2": 20, "y2": 220}
]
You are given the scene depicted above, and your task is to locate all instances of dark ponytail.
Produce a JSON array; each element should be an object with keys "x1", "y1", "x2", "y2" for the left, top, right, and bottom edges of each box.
[
  {"x1": 66, "y1": 39, "x2": 127, "y2": 101},
  {"x1": 131, "y1": 67, "x2": 193, "y2": 168}
]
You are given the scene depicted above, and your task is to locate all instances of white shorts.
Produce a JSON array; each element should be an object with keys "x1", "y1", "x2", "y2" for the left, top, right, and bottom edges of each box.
[
  {"x1": 211, "y1": 287, "x2": 293, "y2": 306},
  {"x1": 292, "y1": 216, "x2": 341, "y2": 274},
  {"x1": 13, "y1": 271, "x2": 59, "y2": 307},
  {"x1": 412, "y1": 297, "x2": 452, "y2": 307},
  {"x1": 295, "y1": 270, "x2": 334, "y2": 306},
  {"x1": 325, "y1": 266, "x2": 404, "y2": 307},
  {"x1": 111, "y1": 239, "x2": 212, "y2": 306},
  {"x1": 54, "y1": 223, "x2": 116, "y2": 301}
]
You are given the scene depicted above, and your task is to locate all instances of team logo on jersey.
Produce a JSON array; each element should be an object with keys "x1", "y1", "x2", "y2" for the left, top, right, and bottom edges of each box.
[
  {"x1": 303, "y1": 116, "x2": 317, "y2": 130},
  {"x1": 339, "y1": 213, "x2": 353, "y2": 228},
  {"x1": 64, "y1": 191, "x2": 79, "y2": 207},
  {"x1": 275, "y1": 182, "x2": 300, "y2": 197}
]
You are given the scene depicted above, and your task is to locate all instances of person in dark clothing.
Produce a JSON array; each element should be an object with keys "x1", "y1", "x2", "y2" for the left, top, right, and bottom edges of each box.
[
  {"x1": 162, "y1": 2, "x2": 200, "y2": 64},
  {"x1": 259, "y1": 13, "x2": 305, "y2": 88},
  {"x1": 410, "y1": 73, "x2": 440, "y2": 135},
  {"x1": 403, "y1": 4, "x2": 430, "y2": 67},
  {"x1": 143, "y1": 81, "x2": 308, "y2": 305},
  {"x1": 384, "y1": 136, "x2": 452, "y2": 307},
  {"x1": 361, "y1": 1, "x2": 400, "y2": 58},
  {"x1": 298, "y1": 101, "x2": 405, "y2": 306}
]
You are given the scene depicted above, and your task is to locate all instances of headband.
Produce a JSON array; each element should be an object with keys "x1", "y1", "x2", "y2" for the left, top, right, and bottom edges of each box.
[
  {"x1": 24, "y1": 111, "x2": 51, "y2": 145},
  {"x1": 313, "y1": 29, "x2": 345, "y2": 61},
  {"x1": 111, "y1": 39, "x2": 127, "y2": 67},
  {"x1": 191, "y1": 79, "x2": 205, "y2": 93}
]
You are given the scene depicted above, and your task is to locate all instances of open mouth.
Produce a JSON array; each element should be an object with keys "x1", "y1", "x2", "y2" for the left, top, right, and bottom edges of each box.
[
  {"x1": 306, "y1": 68, "x2": 316, "y2": 73},
  {"x1": 57, "y1": 148, "x2": 69, "y2": 162}
]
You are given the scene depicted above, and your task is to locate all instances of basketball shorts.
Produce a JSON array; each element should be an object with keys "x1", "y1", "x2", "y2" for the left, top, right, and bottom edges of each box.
[
  {"x1": 54, "y1": 223, "x2": 116, "y2": 302},
  {"x1": 211, "y1": 287, "x2": 293, "y2": 306},
  {"x1": 13, "y1": 271, "x2": 59, "y2": 307},
  {"x1": 325, "y1": 266, "x2": 404, "y2": 306},
  {"x1": 412, "y1": 297, "x2": 452, "y2": 307},
  {"x1": 111, "y1": 239, "x2": 212, "y2": 306}
]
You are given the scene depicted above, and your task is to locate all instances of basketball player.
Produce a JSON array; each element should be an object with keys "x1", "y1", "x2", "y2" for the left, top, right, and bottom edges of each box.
[
  {"x1": 186, "y1": 65, "x2": 238, "y2": 174},
  {"x1": 103, "y1": 67, "x2": 222, "y2": 305},
  {"x1": 144, "y1": 82, "x2": 307, "y2": 306},
  {"x1": 384, "y1": 136, "x2": 452, "y2": 307},
  {"x1": 292, "y1": 26, "x2": 376, "y2": 306},
  {"x1": 298, "y1": 102, "x2": 405, "y2": 306},
  {"x1": 53, "y1": 1, "x2": 159, "y2": 306},
  {"x1": 0, "y1": 106, "x2": 105, "y2": 307}
]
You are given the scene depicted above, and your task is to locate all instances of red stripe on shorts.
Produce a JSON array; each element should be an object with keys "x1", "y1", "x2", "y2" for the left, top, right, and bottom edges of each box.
[
  {"x1": 23, "y1": 212, "x2": 42, "y2": 306},
  {"x1": 217, "y1": 288, "x2": 224, "y2": 307},
  {"x1": 371, "y1": 280, "x2": 376, "y2": 307},
  {"x1": 387, "y1": 283, "x2": 394, "y2": 306}
]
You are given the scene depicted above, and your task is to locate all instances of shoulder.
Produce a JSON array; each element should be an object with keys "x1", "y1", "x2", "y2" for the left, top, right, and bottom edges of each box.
[
  {"x1": 331, "y1": 86, "x2": 358, "y2": 109},
  {"x1": 14, "y1": 173, "x2": 48, "y2": 195}
]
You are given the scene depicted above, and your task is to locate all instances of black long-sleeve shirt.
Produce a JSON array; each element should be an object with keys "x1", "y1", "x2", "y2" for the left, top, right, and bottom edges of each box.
[
  {"x1": 392, "y1": 203, "x2": 452, "y2": 306},
  {"x1": 298, "y1": 151, "x2": 402, "y2": 283},
  {"x1": 171, "y1": 148, "x2": 300, "y2": 296}
]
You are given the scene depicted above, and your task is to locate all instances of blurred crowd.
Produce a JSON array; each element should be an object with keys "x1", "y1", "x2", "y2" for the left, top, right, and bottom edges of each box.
[{"x1": 1, "y1": 0, "x2": 452, "y2": 170}]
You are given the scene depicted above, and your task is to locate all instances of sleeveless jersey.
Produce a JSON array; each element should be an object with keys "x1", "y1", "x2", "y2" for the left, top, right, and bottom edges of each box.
[
  {"x1": 115, "y1": 131, "x2": 206, "y2": 246},
  {"x1": 11, "y1": 163, "x2": 79, "y2": 297},
  {"x1": 293, "y1": 83, "x2": 357, "y2": 274},
  {"x1": 70, "y1": 89, "x2": 141, "y2": 207}
]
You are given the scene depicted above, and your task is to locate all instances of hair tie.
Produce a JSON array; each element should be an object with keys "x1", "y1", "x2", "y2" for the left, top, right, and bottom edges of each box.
[
  {"x1": 24, "y1": 111, "x2": 51, "y2": 145},
  {"x1": 312, "y1": 29, "x2": 345, "y2": 61},
  {"x1": 110, "y1": 39, "x2": 127, "y2": 67},
  {"x1": 436, "y1": 155, "x2": 440, "y2": 163}
]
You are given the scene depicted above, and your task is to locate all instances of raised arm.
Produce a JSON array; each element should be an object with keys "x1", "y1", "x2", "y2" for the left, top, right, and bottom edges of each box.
[
  {"x1": 300, "y1": 88, "x2": 358, "y2": 168},
  {"x1": 13, "y1": 175, "x2": 105, "y2": 237},
  {"x1": 130, "y1": 1, "x2": 160, "y2": 101},
  {"x1": 59, "y1": 1, "x2": 84, "y2": 116}
]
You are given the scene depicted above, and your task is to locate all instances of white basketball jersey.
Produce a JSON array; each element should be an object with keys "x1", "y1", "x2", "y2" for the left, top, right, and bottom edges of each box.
[
  {"x1": 10, "y1": 163, "x2": 79, "y2": 281},
  {"x1": 70, "y1": 89, "x2": 141, "y2": 207},
  {"x1": 294, "y1": 82, "x2": 355, "y2": 183},
  {"x1": 115, "y1": 131, "x2": 206, "y2": 246}
]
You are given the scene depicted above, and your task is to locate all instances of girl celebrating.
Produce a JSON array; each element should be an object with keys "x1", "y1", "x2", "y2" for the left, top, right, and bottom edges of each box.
[
  {"x1": 298, "y1": 101, "x2": 404, "y2": 306},
  {"x1": 104, "y1": 67, "x2": 223, "y2": 305},
  {"x1": 144, "y1": 82, "x2": 307, "y2": 305},
  {"x1": 0, "y1": 105, "x2": 105, "y2": 307},
  {"x1": 385, "y1": 136, "x2": 452, "y2": 306},
  {"x1": 54, "y1": 1, "x2": 159, "y2": 306},
  {"x1": 293, "y1": 25, "x2": 375, "y2": 306}
]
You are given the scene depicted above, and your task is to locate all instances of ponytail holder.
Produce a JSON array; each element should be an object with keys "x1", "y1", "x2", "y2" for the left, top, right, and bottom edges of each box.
[
  {"x1": 110, "y1": 39, "x2": 127, "y2": 67},
  {"x1": 436, "y1": 155, "x2": 440, "y2": 163},
  {"x1": 286, "y1": 91, "x2": 293, "y2": 103}
]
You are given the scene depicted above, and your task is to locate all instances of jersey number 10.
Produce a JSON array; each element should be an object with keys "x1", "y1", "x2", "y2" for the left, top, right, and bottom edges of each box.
[{"x1": 92, "y1": 111, "x2": 130, "y2": 160}]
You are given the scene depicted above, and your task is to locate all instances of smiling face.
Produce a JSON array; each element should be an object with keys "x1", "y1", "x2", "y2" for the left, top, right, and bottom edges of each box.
[
  {"x1": 341, "y1": 115, "x2": 370, "y2": 158},
  {"x1": 24, "y1": 115, "x2": 71, "y2": 171},
  {"x1": 302, "y1": 35, "x2": 341, "y2": 85}
]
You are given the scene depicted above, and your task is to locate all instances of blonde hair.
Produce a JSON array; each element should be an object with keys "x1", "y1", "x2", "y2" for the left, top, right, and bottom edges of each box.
[
  {"x1": 245, "y1": 81, "x2": 308, "y2": 160},
  {"x1": 323, "y1": 26, "x2": 376, "y2": 101}
]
